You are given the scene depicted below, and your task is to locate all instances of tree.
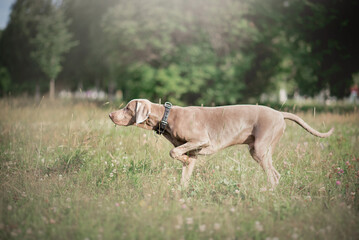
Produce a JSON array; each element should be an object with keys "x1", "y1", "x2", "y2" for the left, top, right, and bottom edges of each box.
[
  {"x1": 102, "y1": 0, "x2": 258, "y2": 104},
  {"x1": 0, "y1": 66, "x2": 11, "y2": 96},
  {"x1": 247, "y1": 0, "x2": 359, "y2": 98},
  {"x1": 0, "y1": 0, "x2": 52, "y2": 95},
  {"x1": 291, "y1": 0, "x2": 359, "y2": 97},
  {"x1": 60, "y1": 0, "x2": 117, "y2": 91},
  {"x1": 31, "y1": 5, "x2": 77, "y2": 100},
  {"x1": 2, "y1": 0, "x2": 358, "y2": 102}
]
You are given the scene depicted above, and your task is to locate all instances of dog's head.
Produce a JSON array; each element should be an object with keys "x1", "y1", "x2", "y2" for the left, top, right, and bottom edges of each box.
[{"x1": 109, "y1": 99, "x2": 151, "y2": 126}]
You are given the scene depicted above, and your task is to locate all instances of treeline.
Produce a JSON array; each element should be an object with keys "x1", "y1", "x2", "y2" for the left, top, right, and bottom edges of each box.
[{"x1": 0, "y1": 0, "x2": 358, "y2": 104}]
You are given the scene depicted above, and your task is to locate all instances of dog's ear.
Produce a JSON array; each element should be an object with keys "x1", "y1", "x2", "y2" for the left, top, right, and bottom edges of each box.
[{"x1": 135, "y1": 101, "x2": 151, "y2": 124}]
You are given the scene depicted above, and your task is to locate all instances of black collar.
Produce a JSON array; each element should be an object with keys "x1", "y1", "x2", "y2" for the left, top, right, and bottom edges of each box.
[{"x1": 154, "y1": 102, "x2": 172, "y2": 135}]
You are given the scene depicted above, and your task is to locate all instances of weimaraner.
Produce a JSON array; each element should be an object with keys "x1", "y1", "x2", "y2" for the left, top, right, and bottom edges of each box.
[{"x1": 109, "y1": 99, "x2": 333, "y2": 188}]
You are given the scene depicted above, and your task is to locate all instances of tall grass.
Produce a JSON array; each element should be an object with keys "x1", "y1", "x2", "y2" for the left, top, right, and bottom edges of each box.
[{"x1": 1, "y1": 98, "x2": 358, "y2": 239}]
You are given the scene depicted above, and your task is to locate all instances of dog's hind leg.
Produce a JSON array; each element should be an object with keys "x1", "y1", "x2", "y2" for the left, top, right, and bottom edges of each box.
[
  {"x1": 249, "y1": 122, "x2": 285, "y2": 188},
  {"x1": 250, "y1": 146, "x2": 278, "y2": 187}
]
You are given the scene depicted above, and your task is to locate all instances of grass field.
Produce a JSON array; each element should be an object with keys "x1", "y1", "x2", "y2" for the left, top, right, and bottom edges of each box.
[{"x1": 1, "y1": 98, "x2": 359, "y2": 240}]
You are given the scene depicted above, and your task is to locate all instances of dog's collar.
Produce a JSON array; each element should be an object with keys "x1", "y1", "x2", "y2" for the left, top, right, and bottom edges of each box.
[{"x1": 154, "y1": 102, "x2": 172, "y2": 135}]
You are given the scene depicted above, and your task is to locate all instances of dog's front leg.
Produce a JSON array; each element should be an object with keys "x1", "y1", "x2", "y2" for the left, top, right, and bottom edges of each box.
[
  {"x1": 174, "y1": 154, "x2": 192, "y2": 165},
  {"x1": 169, "y1": 141, "x2": 208, "y2": 187},
  {"x1": 181, "y1": 157, "x2": 197, "y2": 188},
  {"x1": 170, "y1": 141, "x2": 208, "y2": 165}
]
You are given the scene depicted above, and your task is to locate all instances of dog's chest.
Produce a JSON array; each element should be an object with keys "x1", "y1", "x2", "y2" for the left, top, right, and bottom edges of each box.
[{"x1": 163, "y1": 129, "x2": 186, "y2": 147}]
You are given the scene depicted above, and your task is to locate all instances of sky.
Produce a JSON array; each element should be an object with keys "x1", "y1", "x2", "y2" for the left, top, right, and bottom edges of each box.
[{"x1": 0, "y1": 0, "x2": 15, "y2": 29}]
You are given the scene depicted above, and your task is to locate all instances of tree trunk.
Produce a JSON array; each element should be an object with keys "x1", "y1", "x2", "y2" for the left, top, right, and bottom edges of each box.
[
  {"x1": 35, "y1": 83, "x2": 40, "y2": 101},
  {"x1": 108, "y1": 79, "x2": 116, "y2": 101},
  {"x1": 49, "y1": 78, "x2": 55, "y2": 100}
]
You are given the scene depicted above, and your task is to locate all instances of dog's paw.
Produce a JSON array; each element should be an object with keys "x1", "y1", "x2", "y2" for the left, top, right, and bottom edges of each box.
[{"x1": 181, "y1": 155, "x2": 191, "y2": 166}]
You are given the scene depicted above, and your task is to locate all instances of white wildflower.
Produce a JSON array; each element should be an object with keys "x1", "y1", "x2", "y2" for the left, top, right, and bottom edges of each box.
[
  {"x1": 304, "y1": 195, "x2": 312, "y2": 201},
  {"x1": 186, "y1": 217, "x2": 193, "y2": 225},
  {"x1": 214, "y1": 223, "x2": 221, "y2": 230},
  {"x1": 291, "y1": 233, "x2": 298, "y2": 239},
  {"x1": 255, "y1": 221, "x2": 263, "y2": 232}
]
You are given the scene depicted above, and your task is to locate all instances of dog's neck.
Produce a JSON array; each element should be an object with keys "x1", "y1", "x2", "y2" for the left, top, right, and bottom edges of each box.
[{"x1": 137, "y1": 103, "x2": 169, "y2": 131}]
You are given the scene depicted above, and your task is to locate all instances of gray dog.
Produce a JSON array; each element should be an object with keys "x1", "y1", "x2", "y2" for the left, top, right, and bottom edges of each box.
[{"x1": 109, "y1": 99, "x2": 333, "y2": 188}]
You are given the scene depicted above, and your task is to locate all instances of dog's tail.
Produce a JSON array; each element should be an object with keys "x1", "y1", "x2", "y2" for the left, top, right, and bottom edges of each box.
[{"x1": 281, "y1": 112, "x2": 334, "y2": 138}]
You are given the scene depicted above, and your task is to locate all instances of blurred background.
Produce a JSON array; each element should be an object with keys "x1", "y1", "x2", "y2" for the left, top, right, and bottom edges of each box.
[{"x1": 0, "y1": 0, "x2": 358, "y2": 106}]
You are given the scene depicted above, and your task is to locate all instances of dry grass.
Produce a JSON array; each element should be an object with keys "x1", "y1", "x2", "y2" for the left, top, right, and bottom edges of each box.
[{"x1": 1, "y1": 98, "x2": 359, "y2": 240}]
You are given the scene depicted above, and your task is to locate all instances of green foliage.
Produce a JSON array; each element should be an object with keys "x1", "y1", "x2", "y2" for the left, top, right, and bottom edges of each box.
[
  {"x1": 102, "y1": 0, "x2": 259, "y2": 104},
  {"x1": 60, "y1": 0, "x2": 117, "y2": 90},
  {"x1": 0, "y1": 0, "x2": 52, "y2": 94},
  {"x1": 123, "y1": 63, "x2": 190, "y2": 104},
  {"x1": 276, "y1": 0, "x2": 359, "y2": 97},
  {"x1": 352, "y1": 73, "x2": 359, "y2": 85},
  {"x1": 31, "y1": 7, "x2": 77, "y2": 82},
  {"x1": 1, "y1": 0, "x2": 358, "y2": 102},
  {"x1": 0, "y1": 67, "x2": 11, "y2": 95}
]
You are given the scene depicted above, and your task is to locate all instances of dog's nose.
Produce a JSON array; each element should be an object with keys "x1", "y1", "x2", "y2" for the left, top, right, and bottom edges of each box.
[{"x1": 109, "y1": 113, "x2": 113, "y2": 119}]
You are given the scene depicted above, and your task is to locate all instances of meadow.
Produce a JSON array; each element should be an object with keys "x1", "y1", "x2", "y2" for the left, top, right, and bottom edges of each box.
[{"x1": 0, "y1": 98, "x2": 358, "y2": 240}]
